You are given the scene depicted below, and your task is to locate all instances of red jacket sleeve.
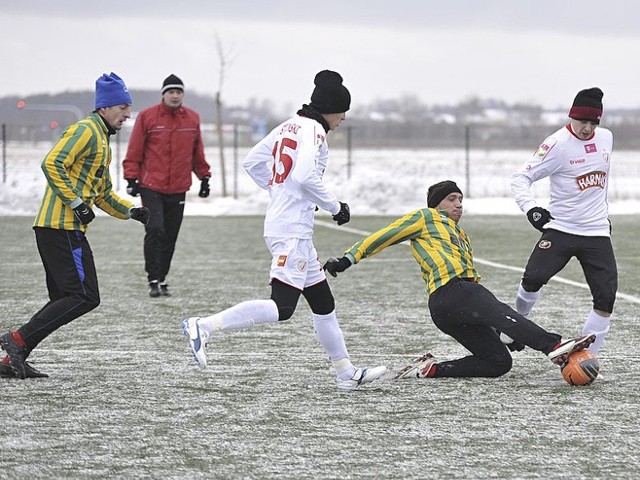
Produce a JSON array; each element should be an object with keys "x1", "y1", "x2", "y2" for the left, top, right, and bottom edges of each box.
[{"x1": 122, "y1": 111, "x2": 147, "y2": 180}]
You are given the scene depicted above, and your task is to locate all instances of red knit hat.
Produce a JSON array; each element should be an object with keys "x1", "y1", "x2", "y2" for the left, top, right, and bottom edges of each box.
[{"x1": 569, "y1": 87, "x2": 603, "y2": 124}]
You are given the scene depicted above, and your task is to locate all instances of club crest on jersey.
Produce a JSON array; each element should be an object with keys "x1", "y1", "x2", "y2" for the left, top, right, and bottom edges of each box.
[
  {"x1": 603, "y1": 152, "x2": 610, "y2": 164},
  {"x1": 535, "y1": 143, "x2": 551, "y2": 159},
  {"x1": 277, "y1": 255, "x2": 287, "y2": 267},
  {"x1": 538, "y1": 239, "x2": 552, "y2": 250},
  {"x1": 576, "y1": 171, "x2": 606, "y2": 191},
  {"x1": 584, "y1": 143, "x2": 597, "y2": 154}
]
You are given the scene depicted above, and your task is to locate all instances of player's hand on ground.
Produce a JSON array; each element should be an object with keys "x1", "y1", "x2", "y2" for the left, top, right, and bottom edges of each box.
[
  {"x1": 526, "y1": 207, "x2": 553, "y2": 232},
  {"x1": 130, "y1": 207, "x2": 150, "y2": 225},
  {"x1": 332, "y1": 202, "x2": 350, "y2": 225},
  {"x1": 498, "y1": 331, "x2": 526, "y2": 352},
  {"x1": 323, "y1": 256, "x2": 352, "y2": 277}
]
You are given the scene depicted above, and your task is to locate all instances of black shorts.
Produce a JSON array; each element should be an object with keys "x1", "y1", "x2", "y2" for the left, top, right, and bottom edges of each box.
[{"x1": 521, "y1": 229, "x2": 617, "y2": 313}]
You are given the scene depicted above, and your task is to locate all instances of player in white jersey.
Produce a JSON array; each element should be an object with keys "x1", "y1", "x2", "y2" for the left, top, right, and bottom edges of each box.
[
  {"x1": 181, "y1": 70, "x2": 386, "y2": 391},
  {"x1": 509, "y1": 87, "x2": 617, "y2": 354}
]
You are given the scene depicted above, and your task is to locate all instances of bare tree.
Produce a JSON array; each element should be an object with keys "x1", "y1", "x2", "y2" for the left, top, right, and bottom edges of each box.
[{"x1": 213, "y1": 31, "x2": 235, "y2": 197}]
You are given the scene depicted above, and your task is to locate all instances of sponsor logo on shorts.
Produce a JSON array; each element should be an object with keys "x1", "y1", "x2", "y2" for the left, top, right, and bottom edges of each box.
[
  {"x1": 538, "y1": 239, "x2": 552, "y2": 249},
  {"x1": 277, "y1": 255, "x2": 287, "y2": 267},
  {"x1": 576, "y1": 171, "x2": 606, "y2": 190}
]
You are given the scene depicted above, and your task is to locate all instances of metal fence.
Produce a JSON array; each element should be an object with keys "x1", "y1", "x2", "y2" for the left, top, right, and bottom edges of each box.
[{"x1": 2, "y1": 122, "x2": 639, "y2": 211}]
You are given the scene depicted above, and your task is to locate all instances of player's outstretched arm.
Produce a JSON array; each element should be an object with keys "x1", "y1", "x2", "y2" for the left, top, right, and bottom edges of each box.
[{"x1": 323, "y1": 256, "x2": 352, "y2": 277}]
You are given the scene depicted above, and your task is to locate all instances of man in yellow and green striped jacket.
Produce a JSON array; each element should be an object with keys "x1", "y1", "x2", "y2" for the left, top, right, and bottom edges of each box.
[
  {"x1": 0, "y1": 73, "x2": 150, "y2": 380},
  {"x1": 324, "y1": 180, "x2": 596, "y2": 379}
]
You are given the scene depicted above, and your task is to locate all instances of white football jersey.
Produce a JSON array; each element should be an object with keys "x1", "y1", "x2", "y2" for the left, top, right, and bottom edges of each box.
[
  {"x1": 243, "y1": 115, "x2": 341, "y2": 238},
  {"x1": 511, "y1": 124, "x2": 613, "y2": 236}
]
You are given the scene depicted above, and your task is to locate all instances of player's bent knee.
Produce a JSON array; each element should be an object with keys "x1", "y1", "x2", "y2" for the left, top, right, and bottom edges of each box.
[{"x1": 489, "y1": 355, "x2": 513, "y2": 377}]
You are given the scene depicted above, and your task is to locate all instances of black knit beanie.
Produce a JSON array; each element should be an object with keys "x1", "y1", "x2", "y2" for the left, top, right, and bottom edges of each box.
[
  {"x1": 162, "y1": 74, "x2": 184, "y2": 94},
  {"x1": 569, "y1": 87, "x2": 603, "y2": 124},
  {"x1": 427, "y1": 180, "x2": 463, "y2": 208},
  {"x1": 309, "y1": 70, "x2": 351, "y2": 114}
]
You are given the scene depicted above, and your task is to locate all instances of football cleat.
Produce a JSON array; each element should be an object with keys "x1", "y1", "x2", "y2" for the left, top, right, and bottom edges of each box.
[
  {"x1": 0, "y1": 332, "x2": 29, "y2": 379},
  {"x1": 159, "y1": 282, "x2": 170, "y2": 297},
  {"x1": 23, "y1": 362, "x2": 49, "y2": 378},
  {"x1": 548, "y1": 334, "x2": 596, "y2": 366},
  {"x1": 1, "y1": 360, "x2": 49, "y2": 379},
  {"x1": 0, "y1": 361, "x2": 13, "y2": 378},
  {"x1": 336, "y1": 366, "x2": 387, "y2": 391},
  {"x1": 182, "y1": 317, "x2": 209, "y2": 369},
  {"x1": 395, "y1": 352, "x2": 437, "y2": 379},
  {"x1": 149, "y1": 280, "x2": 161, "y2": 298}
]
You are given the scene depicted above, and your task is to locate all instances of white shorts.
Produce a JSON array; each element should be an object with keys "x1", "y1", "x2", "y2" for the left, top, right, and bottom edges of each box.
[{"x1": 265, "y1": 237, "x2": 326, "y2": 291}]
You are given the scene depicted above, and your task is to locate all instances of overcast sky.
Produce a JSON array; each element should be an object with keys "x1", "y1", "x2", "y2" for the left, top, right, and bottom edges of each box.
[{"x1": 2, "y1": 1, "x2": 639, "y2": 111}]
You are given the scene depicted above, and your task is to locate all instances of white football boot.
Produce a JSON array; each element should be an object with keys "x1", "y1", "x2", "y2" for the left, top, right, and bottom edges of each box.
[
  {"x1": 548, "y1": 334, "x2": 596, "y2": 366},
  {"x1": 182, "y1": 317, "x2": 209, "y2": 369},
  {"x1": 336, "y1": 366, "x2": 387, "y2": 391}
]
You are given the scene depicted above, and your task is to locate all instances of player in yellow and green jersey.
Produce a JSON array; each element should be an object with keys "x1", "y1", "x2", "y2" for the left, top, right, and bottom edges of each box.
[
  {"x1": 324, "y1": 180, "x2": 596, "y2": 379},
  {"x1": 1, "y1": 73, "x2": 150, "y2": 380}
]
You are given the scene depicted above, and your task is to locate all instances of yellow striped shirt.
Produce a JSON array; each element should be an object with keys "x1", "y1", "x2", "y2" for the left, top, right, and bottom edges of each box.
[
  {"x1": 345, "y1": 208, "x2": 480, "y2": 295},
  {"x1": 33, "y1": 113, "x2": 133, "y2": 232}
]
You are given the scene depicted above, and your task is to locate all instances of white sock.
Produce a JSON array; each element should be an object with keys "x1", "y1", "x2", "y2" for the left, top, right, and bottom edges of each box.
[
  {"x1": 312, "y1": 311, "x2": 355, "y2": 380},
  {"x1": 515, "y1": 284, "x2": 540, "y2": 317},
  {"x1": 582, "y1": 310, "x2": 611, "y2": 353},
  {"x1": 198, "y1": 299, "x2": 279, "y2": 334}
]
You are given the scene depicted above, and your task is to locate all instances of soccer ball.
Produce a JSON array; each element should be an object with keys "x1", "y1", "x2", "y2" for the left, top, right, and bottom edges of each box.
[{"x1": 561, "y1": 350, "x2": 600, "y2": 386}]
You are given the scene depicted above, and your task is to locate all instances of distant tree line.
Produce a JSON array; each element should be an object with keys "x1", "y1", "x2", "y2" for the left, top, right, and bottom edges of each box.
[{"x1": 2, "y1": 90, "x2": 640, "y2": 148}]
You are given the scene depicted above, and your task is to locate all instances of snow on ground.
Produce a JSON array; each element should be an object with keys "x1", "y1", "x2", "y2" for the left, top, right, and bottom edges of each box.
[{"x1": 1, "y1": 145, "x2": 639, "y2": 217}]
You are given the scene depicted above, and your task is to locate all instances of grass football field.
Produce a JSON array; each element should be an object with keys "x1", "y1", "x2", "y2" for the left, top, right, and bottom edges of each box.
[{"x1": 1, "y1": 214, "x2": 639, "y2": 479}]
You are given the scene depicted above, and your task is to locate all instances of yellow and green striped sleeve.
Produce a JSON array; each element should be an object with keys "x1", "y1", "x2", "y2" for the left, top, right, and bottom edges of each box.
[{"x1": 345, "y1": 208, "x2": 480, "y2": 295}]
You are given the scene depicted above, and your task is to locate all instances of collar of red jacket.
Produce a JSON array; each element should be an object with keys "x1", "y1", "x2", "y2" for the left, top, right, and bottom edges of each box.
[{"x1": 159, "y1": 102, "x2": 186, "y2": 115}]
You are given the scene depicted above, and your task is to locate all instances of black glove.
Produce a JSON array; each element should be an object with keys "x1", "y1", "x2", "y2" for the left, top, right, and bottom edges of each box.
[
  {"x1": 332, "y1": 202, "x2": 350, "y2": 226},
  {"x1": 323, "y1": 256, "x2": 352, "y2": 277},
  {"x1": 126, "y1": 178, "x2": 140, "y2": 197},
  {"x1": 73, "y1": 202, "x2": 95, "y2": 225},
  {"x1": 526, "y1": 207, "x2": 554, "y2": 232},
  {"x1": 497, "y1": 330, "x2": 526, "y2": 352},
  {"x1": 199, "y1": 177, "x2": 210, "y2": 198},
  {"x1": 130, "y1": 207, "x2": 150, "y2": 225}
]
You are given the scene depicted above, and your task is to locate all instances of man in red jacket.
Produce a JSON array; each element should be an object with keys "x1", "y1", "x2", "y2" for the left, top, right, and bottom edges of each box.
[{"x1": 123, "y1": 74, "x2": 212, "y2": 297}]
